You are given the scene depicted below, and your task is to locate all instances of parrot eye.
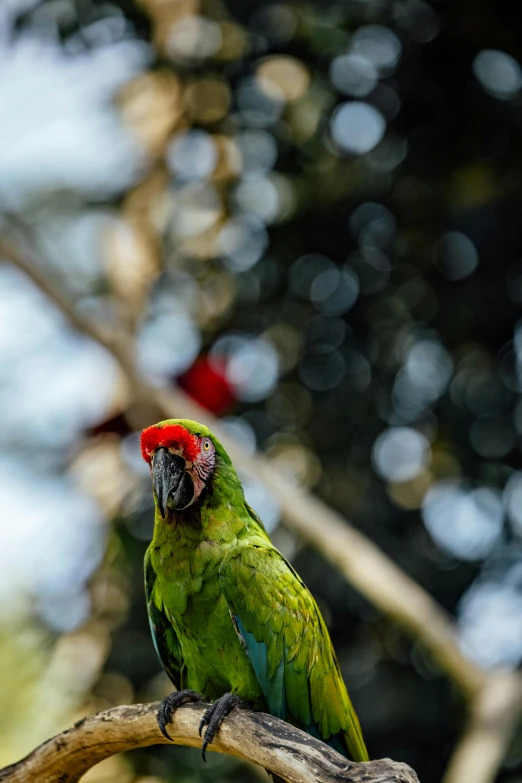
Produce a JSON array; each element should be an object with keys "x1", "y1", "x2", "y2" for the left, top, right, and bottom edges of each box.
[{"x1": 202, "y1": 438, "x2": 212, "y2": 452}]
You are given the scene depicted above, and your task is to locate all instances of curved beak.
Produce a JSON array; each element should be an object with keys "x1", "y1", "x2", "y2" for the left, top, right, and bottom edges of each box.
[{"x1": 152, "y1": 447, "x2": 185, "y2": 518}]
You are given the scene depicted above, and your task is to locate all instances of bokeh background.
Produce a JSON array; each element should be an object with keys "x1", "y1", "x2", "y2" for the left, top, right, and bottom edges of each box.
[{"x1": 1, "y1": 1, "x2": 522, "y2": 782}]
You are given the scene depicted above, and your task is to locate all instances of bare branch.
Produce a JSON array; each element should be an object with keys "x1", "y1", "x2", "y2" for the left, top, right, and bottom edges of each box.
[
  {"x1": 4, "y1": 235, "x2": 522, "y2": 783},
  {"x1": 442, "y1": 672, "x2": 522, "y2": 783},
  {"x1": 0, "y1": 239, "x2": 154, "y2": 412},
  {"x1": 0, "y1": 237, "x2": 485, "y2": 701},
  {"x1": 0, "y1": 702, "x2": 419, "y2": 783}
]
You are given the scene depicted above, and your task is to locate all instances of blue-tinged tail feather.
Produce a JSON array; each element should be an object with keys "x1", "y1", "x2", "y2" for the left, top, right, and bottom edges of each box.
[{"x1": 233, "y1": 615, "x2": 286, "y2": 719}]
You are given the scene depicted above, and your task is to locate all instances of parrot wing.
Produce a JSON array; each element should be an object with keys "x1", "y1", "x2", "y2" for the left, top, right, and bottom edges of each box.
[
  {"x1": 220, "y1": 544, "x2": 368, "y2": 762},
  {"x1": 145, "y1": 549, "x2": 184, "y2": 689},
  {"x1": 245, "y1": 502, "x2": 269, "y2": 536}
]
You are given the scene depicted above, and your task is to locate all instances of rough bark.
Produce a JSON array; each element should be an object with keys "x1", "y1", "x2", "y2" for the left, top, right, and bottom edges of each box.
[{"x1": 0, "y1": 702, "x2": 419, "y2": 783}]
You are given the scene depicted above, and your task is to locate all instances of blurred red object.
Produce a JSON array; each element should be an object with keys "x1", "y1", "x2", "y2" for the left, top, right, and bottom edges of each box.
[{"x1": 178, "y1": 357, "x2": 236, "y2": 414}]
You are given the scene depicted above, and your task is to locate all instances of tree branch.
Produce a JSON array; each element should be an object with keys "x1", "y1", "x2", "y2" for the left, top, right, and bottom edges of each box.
[
  {"x1": 0, "y1": 702, "x2": 419, "y2": 783},
  {"x1": 0, "y1": 237, "x2": 485, "y2": 700},
  {"x1": 3, "y1": 235, "x2": 521, "y2": 783},
  {"x1": 442, "y1": 672, "x2": 522, "y2": 783},
  {"x1": 0, "y1": 239, "x2": 154, "y2": 411}
]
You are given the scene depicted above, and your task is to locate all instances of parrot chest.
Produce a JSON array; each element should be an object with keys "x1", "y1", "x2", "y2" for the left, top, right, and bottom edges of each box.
[{"x1": 152, "y1": 547, "x2": 264, "y2": 703}]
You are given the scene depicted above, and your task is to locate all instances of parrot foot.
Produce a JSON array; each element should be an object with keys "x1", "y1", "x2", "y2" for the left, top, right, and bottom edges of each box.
[
  {"x1": 198, "y1": 693, "x2": 249, "y2": 761},
  {"x1": 157, "y1": 689, "x2": 204, "y2": 741}
]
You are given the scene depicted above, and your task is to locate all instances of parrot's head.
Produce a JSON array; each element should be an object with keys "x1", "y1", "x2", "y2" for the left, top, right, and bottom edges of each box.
[{"x1": 140, "y1": 419, "x2": 228, "y2": 518}]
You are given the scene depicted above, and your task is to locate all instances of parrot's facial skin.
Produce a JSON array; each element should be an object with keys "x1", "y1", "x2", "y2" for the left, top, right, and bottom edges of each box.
[{"x1": 141, "y1": 424, "x2": 217, "y2": 519}]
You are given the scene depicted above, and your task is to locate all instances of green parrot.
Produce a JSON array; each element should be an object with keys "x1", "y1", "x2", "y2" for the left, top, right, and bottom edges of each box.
[{"x1": 141, "y1": 418, "x2": 368, "y2": 762}]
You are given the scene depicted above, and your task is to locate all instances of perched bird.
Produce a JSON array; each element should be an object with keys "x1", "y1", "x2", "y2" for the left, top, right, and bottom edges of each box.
[{"x1": 141, "y1": 418, "x2": 369, "y2": 762}]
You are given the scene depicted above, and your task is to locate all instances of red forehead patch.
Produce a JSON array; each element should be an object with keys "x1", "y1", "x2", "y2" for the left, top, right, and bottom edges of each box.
[{"x1": 140, "y1": 424, "x2": 199, "y2": 463}]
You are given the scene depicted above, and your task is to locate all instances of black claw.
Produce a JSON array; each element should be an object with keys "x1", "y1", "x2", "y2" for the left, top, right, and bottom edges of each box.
[
  {"x1": 157, "y1": 715, "x2": 172, "y2": 742},
  {"x1": 198, "y1": 703, "x2": 213, "y2": 738},
  {"x1": 157, "y1": 702, "x2": 173, "y2": 740},
  {"x1": 158, "y1": 722, "x2": 173, "y2": 741},
  {"x1": 156, "y1": 690, "x2": 204, "y2": 742},
  {"x1": 198, "y1": 693, "x2": 249, "y2": 760}
]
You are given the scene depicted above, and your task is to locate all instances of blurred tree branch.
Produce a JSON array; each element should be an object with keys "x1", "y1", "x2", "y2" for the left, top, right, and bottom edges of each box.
[
  {"x1": 0, "y1": 701, "x2": 419, "y2": 783},
  {"x1": 1, "y1": 235, "x2": 521, "y2": 783},
  {"x1": 0, "y1": 238, "x2": 154, "y2": 412},
  {"x1": 0, "y1": 235, "x2": 485, "y2": 698},
  {"x1": 442, "y1": 673, "x2": 522, "y2": 783}
]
